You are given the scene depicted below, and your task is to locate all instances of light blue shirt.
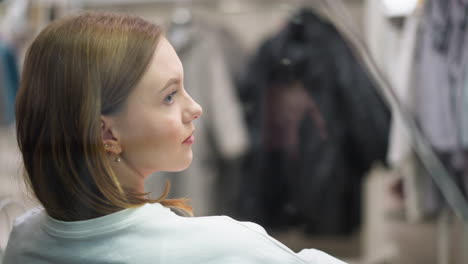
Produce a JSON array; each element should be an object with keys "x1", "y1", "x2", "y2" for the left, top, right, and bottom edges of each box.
[{"x1": 3, "y1": 203, "x2": 346, "y2": 264}]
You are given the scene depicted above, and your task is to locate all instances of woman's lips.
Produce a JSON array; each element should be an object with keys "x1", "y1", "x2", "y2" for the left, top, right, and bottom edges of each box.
[{"x1": 183, "y1": 135, "x2": 194, "y2": 144}]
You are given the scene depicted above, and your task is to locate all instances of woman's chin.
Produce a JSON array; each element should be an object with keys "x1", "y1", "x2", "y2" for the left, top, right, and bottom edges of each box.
[{"x1": 170, "y1": 153, "x2": 193, "y2": 172}]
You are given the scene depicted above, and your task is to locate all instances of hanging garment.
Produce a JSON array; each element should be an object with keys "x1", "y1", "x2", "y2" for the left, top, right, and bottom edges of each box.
[
  {"x1": 464, "y1": 72, "x2": 468, "y2": 147},
  {"x1": 236, "y1": 8, "x2": 391, "y2": 235},
  {"x1": 390, "y1": 7, "x2": 426, "y2": 222},
  {"x1": 365, "y1": 2, "x2": 421, "y2": 167},
  {"x1": 145, "y1": 20, "x2": 249, "y2": 217},
  {"x1": 414, "y1": 0, "x2": 468, "y2": 216},
  {"x1": 364, "y1": 0, "x2": 405, "y2": 88},
  {"x1": 447, "y1": 0, "x2": 468, "y2": 150},
  {"x1": 415, "y1": 0, "x2": 463, "y2": 152},
  {"x1": 0, "y1": 42, "x2": 19, "y2": 126},
  {"x1": 365, "y1": 2, "x2": 426, "y2": 222}
]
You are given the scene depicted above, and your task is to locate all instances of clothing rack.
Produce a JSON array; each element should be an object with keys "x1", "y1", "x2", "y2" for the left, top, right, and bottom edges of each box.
[
  {"x1": 327, "y1": 0, "x2": 468, "y2": 222},
  {"x1": 331, "y1": 0, "x2": 468, "y2": 262}
]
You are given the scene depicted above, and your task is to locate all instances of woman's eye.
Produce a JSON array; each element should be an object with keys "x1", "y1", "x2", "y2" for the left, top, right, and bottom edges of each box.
[{"x1": 164, "y1": 91, "x2": 177, "y2": 104}]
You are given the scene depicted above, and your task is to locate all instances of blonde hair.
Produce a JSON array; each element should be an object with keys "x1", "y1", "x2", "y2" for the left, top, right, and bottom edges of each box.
[{"x1": 16, "y1": 12, "x2": 192, "y2": 221}]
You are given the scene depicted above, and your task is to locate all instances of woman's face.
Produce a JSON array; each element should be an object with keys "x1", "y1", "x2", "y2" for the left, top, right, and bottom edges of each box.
[{"x1": 107, "y1": 37, "x2": 203, "y2": 177}]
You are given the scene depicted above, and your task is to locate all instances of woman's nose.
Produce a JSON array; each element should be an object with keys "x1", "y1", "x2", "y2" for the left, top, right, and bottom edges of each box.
[
  {"x1": 192, "y1": 102, "x2": 203, "y2": 120},
  {"x1": 184, "y1": 94, "x2": 203, "y2": 123}
]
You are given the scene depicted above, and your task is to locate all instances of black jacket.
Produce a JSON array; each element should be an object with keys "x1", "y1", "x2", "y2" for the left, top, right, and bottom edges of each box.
[{"x1": 236, "y1": 8, "x2": 391, "y2": 235}]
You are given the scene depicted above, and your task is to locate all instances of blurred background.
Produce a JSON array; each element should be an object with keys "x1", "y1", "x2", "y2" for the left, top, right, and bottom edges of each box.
[{"x1": 0, "y1": 0, "x2": 468, "y2": 263}]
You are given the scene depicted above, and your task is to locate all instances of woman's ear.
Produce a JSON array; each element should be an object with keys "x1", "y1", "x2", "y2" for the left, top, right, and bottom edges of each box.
[{"x1": 101, "y1": 116, "x2": 122, "y2": 154}]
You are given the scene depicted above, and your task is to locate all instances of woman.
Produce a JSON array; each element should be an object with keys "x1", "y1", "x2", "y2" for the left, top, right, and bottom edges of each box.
[{"x1": 3, "y1": 12, "x2": 346, "y2": 263}]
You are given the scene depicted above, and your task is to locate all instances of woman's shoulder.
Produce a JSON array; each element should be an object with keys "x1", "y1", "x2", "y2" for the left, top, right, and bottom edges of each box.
[
  {"x1": 173, "y1": 214, "x2": 270, "y2": 241},
  {"x1": 172, "y1": 215, "x2": 346, "y2": 263},
  {"x1": 4, "y1": 204, "x2": 347, "y2": 263},
  {"x1": 8, "y1": 206, "x2": 44, "y2": 236},
  {"x1": 3, "y1": 207, "x2": 45, "y2": 260}
]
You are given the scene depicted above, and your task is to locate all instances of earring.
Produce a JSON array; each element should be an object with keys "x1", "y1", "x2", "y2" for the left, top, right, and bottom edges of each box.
[
  {"x1": 114, "y1": 156, "x2": 121, "y2": 163},
  {"x1": 104, "y1": 144, "x2": 116, "y2": 151}
]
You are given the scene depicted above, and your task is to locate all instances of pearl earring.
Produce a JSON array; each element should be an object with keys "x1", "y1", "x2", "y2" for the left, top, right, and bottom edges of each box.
[{"x1": 115, "y1": 156, "x2": 121, "y2": 163}]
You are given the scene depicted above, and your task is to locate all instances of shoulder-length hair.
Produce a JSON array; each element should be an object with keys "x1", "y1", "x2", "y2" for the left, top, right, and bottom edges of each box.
[{"x1": 16, "y1": 11, "x2": 192, "y2": 221}]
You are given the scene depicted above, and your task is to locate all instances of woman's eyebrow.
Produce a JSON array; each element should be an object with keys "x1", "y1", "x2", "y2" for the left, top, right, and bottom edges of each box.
[{"x1": 159, "y1": 78, "x2": 181, "y2": 94}]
